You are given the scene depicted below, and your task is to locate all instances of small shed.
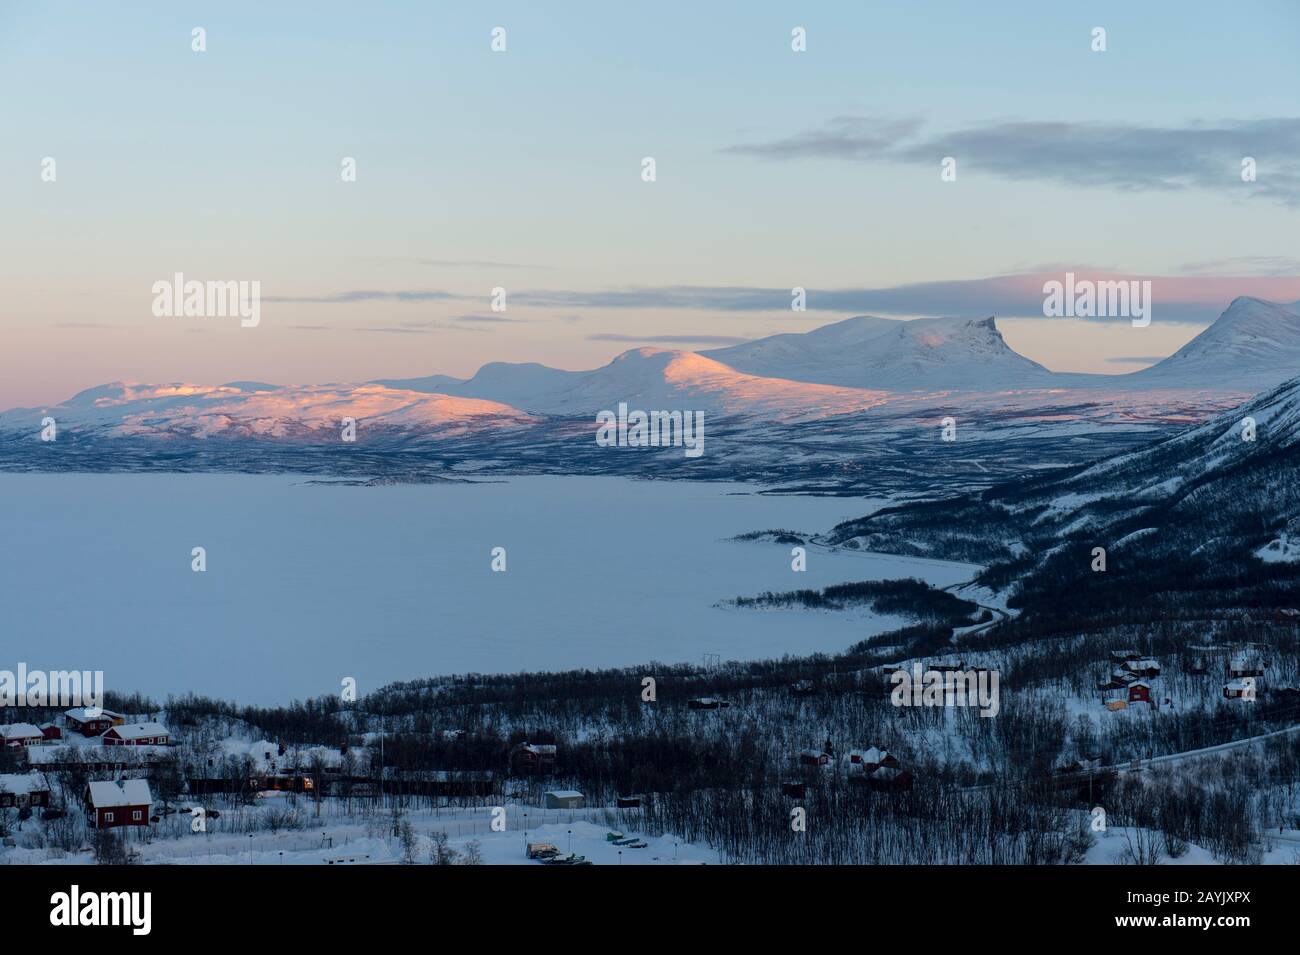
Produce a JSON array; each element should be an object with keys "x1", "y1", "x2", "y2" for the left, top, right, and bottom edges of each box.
[{"x1": 543, "y1": 789, "x2": 584, "y2": 810}]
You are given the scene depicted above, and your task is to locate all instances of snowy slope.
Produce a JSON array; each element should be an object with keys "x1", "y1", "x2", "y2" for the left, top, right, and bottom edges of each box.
[
  {"x1": 0, "y1": 381, "x2": 539, "y2": 440},
  {"x1": 702, "y1": 315, "x2": 1056, "y2": 390},
  {"x1": 306, "y1": 299, "x2": 1300, "y2": 426},
  {"x1": 825, "y1": 372, "x2": 1300, "y2": 569},
  {"x1": 458, "y1": 348, "x2": 894, "y2": 418},
  {"x1": 376, "y1": 348, "x2": 894, "y2": 419},
  {"x1": 1133, "y1": 297, "x2": 1300, "y2": 390}
]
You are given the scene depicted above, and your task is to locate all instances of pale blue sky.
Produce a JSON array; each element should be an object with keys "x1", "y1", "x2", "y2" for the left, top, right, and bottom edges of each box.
[{"x1": 3, "y1": 1, "x2": 1299, "y2": 405}]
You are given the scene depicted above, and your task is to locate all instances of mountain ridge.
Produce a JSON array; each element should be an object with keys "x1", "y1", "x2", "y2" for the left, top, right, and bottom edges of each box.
[{"x1": 4, "y1": 296, "x2": 1292, "y2": 446}]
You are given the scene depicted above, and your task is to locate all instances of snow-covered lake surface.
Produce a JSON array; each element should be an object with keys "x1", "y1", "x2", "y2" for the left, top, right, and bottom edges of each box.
[{"x1": 0, "y1": 474, "x2": 979, "y2": 703}]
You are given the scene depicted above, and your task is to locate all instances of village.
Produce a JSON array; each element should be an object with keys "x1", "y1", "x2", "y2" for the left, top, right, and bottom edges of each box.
[
  {"x1": 0, "y1": 691, "x2": 938, "y2": 866},
  {"x1": 1095, "y1": 645, "x2": 1282, "y2": 710},
  {"x1": 1, "y1": 633, "x2": 1297, "y2": 867}
]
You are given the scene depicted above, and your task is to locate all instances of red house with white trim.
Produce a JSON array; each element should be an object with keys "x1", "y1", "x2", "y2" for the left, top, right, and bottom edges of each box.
[
  {"x1": 0, "y1": 723, "x2": 45, "y2": 748},
  {"x1": 85, "y1": 779, "x2": 152, "y2": 829},
  {"x1": 65, "y1": 707, "x2": 125, "y2": 737},
  {"x1": 0, "y1": 772, "x2": 52, "y2": 809},
  {"x1": 101, "y1": 722, "x2": 170, "y2": 747}
]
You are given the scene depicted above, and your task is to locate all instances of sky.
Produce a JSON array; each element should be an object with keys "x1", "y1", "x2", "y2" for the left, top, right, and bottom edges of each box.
[{"x1": 2, "y1": 1, "x2": 1299, "y2": 407}]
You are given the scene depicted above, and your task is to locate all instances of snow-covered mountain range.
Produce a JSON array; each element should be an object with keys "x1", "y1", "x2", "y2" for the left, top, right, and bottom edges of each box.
[
  {"x1": 1, "y1": 296, "x2": 1295, "y2": 493},
  {"x1": 3, "y1": 381, "x2": 539, "y2": 440},
  {"x1": 700, "y1": 314, "x2": 1056, "y2": 390},
  {"x1": 380, "y1": 348, "x2": 894, "y2": 418},
  {"x1": 371, "y1": 297, "x2": 1298, "y2": 410}
]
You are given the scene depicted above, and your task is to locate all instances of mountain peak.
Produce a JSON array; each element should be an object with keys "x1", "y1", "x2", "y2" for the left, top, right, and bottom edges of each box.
[
  {"x1": 701, "y1": 313, "x2": 1047, "y2": 390},
  {"x1": 1137, "y1": 297, "x2": 1300, "y2": 387}
]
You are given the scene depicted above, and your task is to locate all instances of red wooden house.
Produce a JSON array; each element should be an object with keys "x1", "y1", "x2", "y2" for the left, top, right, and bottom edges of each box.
[
  {"x1": 0, "y1": 723, "x2": 45, "y2": 748},
  {"x1": 847, "y1": 746, "x2": 900, "y2": 772},
  {"x1": 101, "y1": 722, "x2": 169, "y2": 746},
  {"x1": 799, "y1": 748, "x2": 832, "y2": 767},
  {"x1": 85, "y1": 779, "x2": 152, "y2": 829},
  {"x1": 509, "y1": 742, "x2": 557, "y2": 775},
  {"x1": 64, "y1": 707, "x2": 125, "y2": 737},
  {"x1": 0, "y1": 772, "x2": 52, "y2": 810},
  {"x1": 864, "y1": 766, "x2": 914, "y2": 792}
]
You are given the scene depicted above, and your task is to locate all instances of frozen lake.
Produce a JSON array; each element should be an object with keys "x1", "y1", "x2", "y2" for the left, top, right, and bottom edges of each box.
[{"x1": 0, "y1": 474, "x2": 979, "y2": 704}]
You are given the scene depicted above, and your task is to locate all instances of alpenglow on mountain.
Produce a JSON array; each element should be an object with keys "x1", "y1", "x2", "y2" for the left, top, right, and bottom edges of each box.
[
  {"x1": 4, "y1": 296, "x2": 1297, "y2": 447},
  {"x1": 699, "y1": 314, "x2": 1055, "y2": 390}
]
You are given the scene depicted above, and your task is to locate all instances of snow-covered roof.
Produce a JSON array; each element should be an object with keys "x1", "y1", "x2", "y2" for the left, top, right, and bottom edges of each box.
[
  {"x1": 216, "y1": 739, "x2": 348, "y2": 772},
  {"x1": 848, "y1": 746, "x2": 889, "y2": 763},
  {"x1": 544, "y1": 790, "x2": 583, "y2": 799},
  {"x1": 1124, "y1": 658, "x2": 1159, "y2": 669},
  {"x1": 65, "y1": 707, "x2": 124, "y2": 721},
  {"x1": 0, "y1": 722, "x2": 43, "y2": 739},
  {"x1": 87, "y1": 778, "x2": 152, "y2": 808},
  {"x1": 107, "y1": 722, "x2": 168, "y2": 740},
  {"x1": 519, "y1": 743, "x2": 557, "y2": 754},
  {"x1": 0, "y1": 772, "x2": 50, "y2": 795}
]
